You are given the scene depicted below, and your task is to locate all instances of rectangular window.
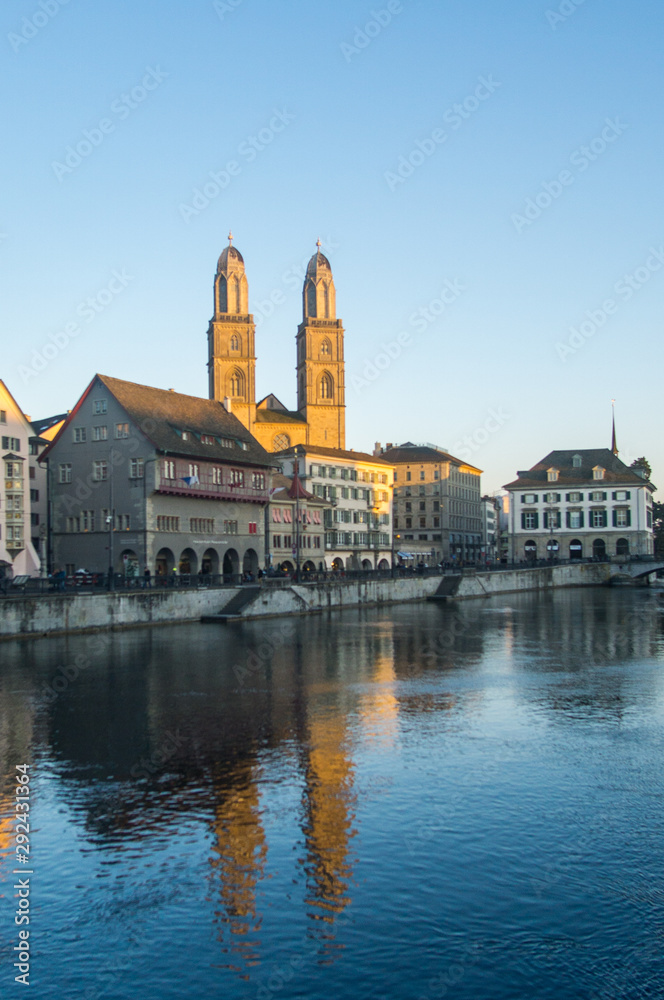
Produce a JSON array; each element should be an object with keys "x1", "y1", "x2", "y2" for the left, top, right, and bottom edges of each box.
[
  {"x1": 419, "y1": 501, "x2": 426, "y2": 511},
  {"x1": 591, "y1": 491, "x2": 606, "y2": 502},
  {"x1": 29, "y1": 466, "x2": 36, "y2": 479},
  {"x1": 248, "y1": 522, "x2": 257, "y2": 534},
  {"x1": 30, "y1": 489, "x2": 39, "y2": 502},
  {"x1": 521, "y1": 494, "x2": 538, "y2": 504},
  {"x1": 0, "y1": 410, "x2": 5, "y2": 423},
  {"x1": 419, "y1": 471, "x2": 425, "y2": 480},
  {"x1": 521, "y1": 512, "x2": 539, "y2": 529},
  {"x1": 92, "y1": 426, "x2": 108, "y2": 441},
  {"x1": 81, "y1": 510, "x2": 95, "y2": 532},
  {"x1": 156, "y1": 516, "x2": 180, "y2": 532},
  {"x1": 545, "y1": 492, "x2": 561, "y2": 503},
  {"x1": 613, "y1": 508, "x2": 630, "y2": 527},
  {"x1": 406, "y1": 517, "x2": 412, "y2": 528},
  {"x1": 73, "y1": 427, "x2": 86, "y2": 443},
  {"x1": 433, "y1": 516, "x2": 440, "y2": 527},
  {"x1": 201, "y1": 434, "x2": 215, "y2": 445},
  {"x1": 115, "y1": 514, "x2": 130, "y2": 531},
  {"x1": 543, "y1": 510, "x2": 561, "y2": 529},
  {"x1": 273, "y1": 534, "x2": 282, "y2": 548},
  {"x1": 31, "y1": 512, "x2": 39, "y2": 526},
  {"x1": 647, "y1": 509, "x2": 652, "y2": 527},
  {"x1": 567, "y1": 510, "x2": 584, "y2": 529},
  {"x1": 93, "y1": 399, "x2": 107, "y2": 414},
  {"x1": 190, "y1": 518, "x2": 215, "y2": 533},
  {"x1": 419, "y1": 517, "x2": 426, "y2": 528},
  {"x1": 59, "y1": 463, "x2": 72, "y2": 484},
  {"x1": 224, "y1": 520, "x2": 238, "y2": 534},
  {"x1": 163, "y1": 460, "x2": 175, "y2": 479},
  {"x1": 188, "y1": 463, "x2": 199, "y2": 479},
  {"x1": 93, "y1": 460, "x2": 108, "y2": 481},
  {"x1": 129, "y1": 458, "x2": 144, "y2": 478},
  {"x1": 229, "y1": 469, "x2": 244, "y2": 486},
  {"x1": 66, "y1": 516, "x2": 80, "y2": 533},
  {"x1": 115, "y1": 423, "x2": 129, "y2": 439},
  {"x1": 406, "y1": 471, "x2": 411, "y2": 481},
  {"x1": 593, "y1": 468, "x2": 605, "y2": 480},
  {"x1": 252, "y1": 472, "x2": 266, "y2": 489},
  {"x1": 591, "y1": 509, "x2": 607, "y2": 528},
  {"x1": 612, "y1": 491, "x2": 631, "y2": 501},
  {"x1": 566, "y1": 492, "x2": 583, "y2": 503},
  {"x1": 405, "y1": 502, "x2": 412, "y2": 512}
]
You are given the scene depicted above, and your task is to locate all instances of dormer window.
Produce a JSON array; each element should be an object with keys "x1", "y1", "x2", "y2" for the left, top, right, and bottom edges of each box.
[
  {"x1": 547, "y1": 468, "x2": 559, "y2": 482},
  {"x1": 572, "y1": 454, "x2": 582, "y2": 468},
  {"x1": 593, "y1": 466, "x2": 605, "y2": 480}
]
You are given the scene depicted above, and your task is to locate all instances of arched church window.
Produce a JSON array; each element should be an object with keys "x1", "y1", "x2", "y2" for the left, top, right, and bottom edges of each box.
[
  {"x1": 306, "y1": 281, "x2": 317, "y2": 317},
  {"x1": 274, "y1": 433, "x2": 290, "y2": 451},
  {"x1": 323, "y1": 284, "x2": 329, "y2": 318},
  {"x1": 230, "y1": 334, "x2": 240, "y2": 352},
  {"x1": 320, "y1": 372, "x2": 333, "y2": 400},
  {"x1": 230, "y1": 370, "x2": 244, "y2": 398},
  {"x1": 218, "y1": 275, "x2": 228, "y2": 312},
  {"x1": 320, "y1": 339, "x2": 331, "y2": 357}
]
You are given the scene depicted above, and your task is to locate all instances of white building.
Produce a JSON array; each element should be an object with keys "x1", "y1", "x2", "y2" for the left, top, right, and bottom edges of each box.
[
  {"x1": 0, "y1": 380, "x2": 41, "y2": 579},
  {"x1": 278, "y1": 445, "x2": 393, "y2": 570},
  {"x1": 503, "y1": 449, "x2": 655, "y2": 562},
  {"x1": 480, "y1": 495, "x2": 500, "y2": 563}
]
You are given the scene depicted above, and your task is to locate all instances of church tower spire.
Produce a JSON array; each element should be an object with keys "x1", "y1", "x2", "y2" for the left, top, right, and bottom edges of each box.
[
  {"x1": 296, "y1": 243, "x2": 345, "y2": 449},
  {"x1": 207, "y1": 233, "x2": 256, "y2": 431}
]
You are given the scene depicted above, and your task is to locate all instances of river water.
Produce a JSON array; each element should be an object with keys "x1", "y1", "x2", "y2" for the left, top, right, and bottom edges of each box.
[{"x1": 1, "y1": 587, "x2": 663, "y2": 999}]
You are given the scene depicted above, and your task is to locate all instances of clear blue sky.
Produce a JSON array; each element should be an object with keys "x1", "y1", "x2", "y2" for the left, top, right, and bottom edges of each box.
[{"x1": 2, "y1": 0, "x2": 663, "y2": 494}]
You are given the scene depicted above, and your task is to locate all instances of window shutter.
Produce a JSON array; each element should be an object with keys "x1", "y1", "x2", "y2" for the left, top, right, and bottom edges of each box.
[
  {"x1": 602, "y1": 492, "x2": 607, "y2": 501},
  {"x1": 579, "y1": 512, "x2": 584, "y2": 528},
  {"x1": 612, "y1": 509, "x2": 617, "y2": 527},
  {"x1": 601, "y1": 511, "x2": 607, "y2": 527},
  {"x1": 521, "y1": 513, "x2": 527, "y2": 529},
  {"x1": 566, "y1": 493, "x2": 570, "y2": 502},
  {"x1": 612, "y1": 492, "x2": 616, "y2": 501},
  {"x1": 626, "y1": 509, "x2": 631, "y2": 527},
  {"x1": 566, "y1": 511, "x2": 571, "y2": 528},
  {"x1": 533, "y1": 513, "x2": 539, "y2": 529}
]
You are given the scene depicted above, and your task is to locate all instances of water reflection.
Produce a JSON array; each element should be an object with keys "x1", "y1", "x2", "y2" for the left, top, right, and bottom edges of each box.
[{"x1": 0, "y1": 588, "x2": 662, "y2": 997}]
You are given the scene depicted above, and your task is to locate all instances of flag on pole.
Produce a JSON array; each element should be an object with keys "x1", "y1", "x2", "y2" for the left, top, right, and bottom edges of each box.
[{"x1": 181, "y1": 475, "x2": 199, "y2": 486}]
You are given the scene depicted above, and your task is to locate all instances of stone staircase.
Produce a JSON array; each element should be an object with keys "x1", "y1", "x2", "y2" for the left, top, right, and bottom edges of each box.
[
  {"x1": 201, "y1": 586, "x2": 262, "y2": 622},
  {"x1": 426, "y1": 575, "x2": 462, "y2": 601}
]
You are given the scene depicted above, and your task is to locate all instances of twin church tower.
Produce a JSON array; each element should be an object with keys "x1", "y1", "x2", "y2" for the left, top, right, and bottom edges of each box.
[{"x1": 207, "y1": 235, "x2": 346, "y2": 452}]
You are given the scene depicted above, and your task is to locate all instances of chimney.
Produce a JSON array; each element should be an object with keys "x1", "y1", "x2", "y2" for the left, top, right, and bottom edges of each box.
[
  {"x1": 223, "y1": 396, "x2": 232, "y2": 413},
  {"x1": 168, "y1": 388, "x2": 175, "y2": 392},
  {"x1": 386, "y1": 443, "x2": 393, "y2": 450}
]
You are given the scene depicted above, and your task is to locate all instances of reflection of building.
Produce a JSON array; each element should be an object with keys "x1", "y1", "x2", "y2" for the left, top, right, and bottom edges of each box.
[
  {"x1": 503, "y1": 449, "x2": 655, "y2": 562},
  {"x1": 208, "y1": 236, "x2": 346, "y2": 452},
  {"x1": 377, "y1": 442, "x2": 482, "y2": 565},
  {"x1": 0, "y1": 379, "x2": 41, "y2": 578},
  {"x1": 481, "y1": 495, "x2": 500, "y2": 563},
  {"x1": 278, "y1": 447, "x2": 393, "y2": 570},
  {"x1": 41, "y1": 375, "x2": 274, "y2": 579},
  {"x1": 302, "y1": 714, "x2": 356, "y2": 921},
  {"x1": 210, "y1": 761, "x2": 267, "y2": 959}
]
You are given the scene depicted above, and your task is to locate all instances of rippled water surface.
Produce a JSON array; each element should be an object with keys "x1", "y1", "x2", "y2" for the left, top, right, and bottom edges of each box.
[{"x1": 1, "y1": 588, "x2": 664, "y2": 998}]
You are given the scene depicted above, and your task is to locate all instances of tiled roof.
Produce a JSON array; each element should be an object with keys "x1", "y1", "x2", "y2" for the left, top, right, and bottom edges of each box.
[
  {"x1": 274, "y1": 444, "x2": 393, "y2": 466},
  {"x1": 95, "y1": 376, "x2": 274, "y2": 467},
  {"x1": 380, "y1": 443, "x2": 482, "y2": 472},
  {"x1": 254, "y1": 409, "x2": 307, "y2": 424},
  {"x1": 503, "y1": 449, "x2": 654, "y2": 489}
]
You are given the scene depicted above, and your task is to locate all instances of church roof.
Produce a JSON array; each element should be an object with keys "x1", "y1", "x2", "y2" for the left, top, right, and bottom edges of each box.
[
  {"x1": 216, "y1": 242, "x2": 245, "y2": 273},
  {"x1": 306, "y1": 249, "x2": 331, "y2": 276},
  {"x1": 503, "y1": 449, "x2": 654, "y2": 489},
  {"x1": 255, "y1": 409, "x2": 307, "y2": 424}
]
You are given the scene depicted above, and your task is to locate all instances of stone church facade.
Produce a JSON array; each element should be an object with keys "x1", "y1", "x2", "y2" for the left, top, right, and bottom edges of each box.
[{"x1": 207, "y1": 236, "x2": 346, "y2": 452}]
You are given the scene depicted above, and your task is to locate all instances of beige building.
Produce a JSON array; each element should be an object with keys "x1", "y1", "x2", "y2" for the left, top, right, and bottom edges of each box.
[
  {"x1": 207, "y1": 236, "x2": 345, "y2": 452},
  {"x1": 377, "y1": 443, "x2": 482, "y2": 566},
  {"x1": 0, "y1": 380, "x2": 41, "y2": 579},
  {"x1": 278, "y1": 446, "x2": 393, "y2": 571}
]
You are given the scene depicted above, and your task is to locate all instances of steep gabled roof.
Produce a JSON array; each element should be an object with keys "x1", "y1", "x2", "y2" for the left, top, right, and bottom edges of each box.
[
  {"x1": 42, "y1": 375, "x2": 275, "y2": 468},
  {"x1": 503, "y1": 449, "x2": 654, "y2": 489},
  {"x1": 274, "y1": 444, "x2": 393, "y2": 466}
]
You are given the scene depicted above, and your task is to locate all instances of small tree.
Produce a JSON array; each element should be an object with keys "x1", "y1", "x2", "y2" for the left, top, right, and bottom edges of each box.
[{"x1": 630, "y1": 457, "x2": 652, "y2": 478}]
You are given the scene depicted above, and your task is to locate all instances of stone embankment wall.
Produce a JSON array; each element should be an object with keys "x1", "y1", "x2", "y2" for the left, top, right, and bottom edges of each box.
[{"x1": 0, "y1": 563, "x2": 618, "y2": 638}]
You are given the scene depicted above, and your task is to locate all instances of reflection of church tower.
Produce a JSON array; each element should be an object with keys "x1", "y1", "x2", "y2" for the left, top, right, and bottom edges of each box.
[
  {"x1": 209, "y1": 760, "x2": 267, "y2": 962},
  {"x1": 207, "y1": 233, "x2": 256, "y2": 431},
  {"x1": 301, "y1": 714, "x2": 355, "y2": 922},
  {"x1": 296, "y1": 242, "x2": 346, "y2": 449}
]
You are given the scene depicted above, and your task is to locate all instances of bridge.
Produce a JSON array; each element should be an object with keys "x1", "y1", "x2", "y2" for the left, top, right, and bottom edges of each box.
[{"x1": 607, "y1": 560, "x2": 664, "y2": 582}]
